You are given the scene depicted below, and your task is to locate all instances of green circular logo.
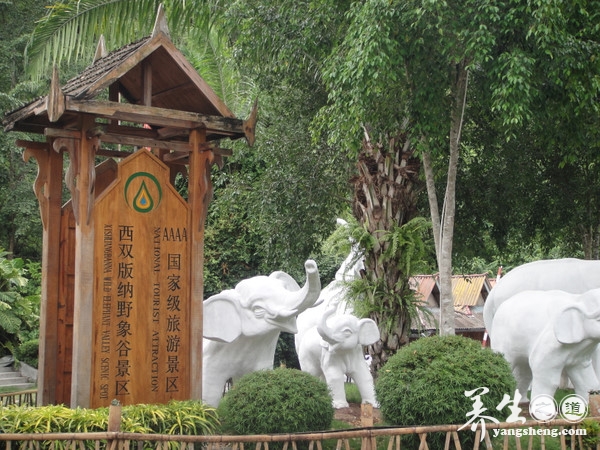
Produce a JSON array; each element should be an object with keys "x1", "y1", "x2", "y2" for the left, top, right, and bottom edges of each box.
[{"x1": 124, "y1": 172, "x2": 162, "y2": 213}]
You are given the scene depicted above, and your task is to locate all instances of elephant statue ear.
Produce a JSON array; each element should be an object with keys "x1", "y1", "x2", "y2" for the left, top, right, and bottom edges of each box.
[
  {"x1": 358, "y1": 318, "x2": 381, "y2": 345},
  {"x1": 269, "y1": 271, "x2": 301, "y2": 291},
  {"x1": 204, "y1": 291, "x2": 243, "y2": 343},
  {"x1": 555, "y1": 304, "x2": 585, "y2": 344}
]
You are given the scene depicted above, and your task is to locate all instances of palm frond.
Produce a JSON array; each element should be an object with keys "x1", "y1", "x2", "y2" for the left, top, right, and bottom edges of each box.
[
  {"x1": 183, "y1": 24, "x2": 258, "y2": 116},
  {"x1": 25, "y1": 0, "x2": 211, "y2": 79}
]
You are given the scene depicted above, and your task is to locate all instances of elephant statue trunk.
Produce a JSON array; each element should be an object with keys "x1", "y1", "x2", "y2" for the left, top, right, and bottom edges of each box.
[
  {"x1": 202, "y1": 260, "x2": 321, "y2": 407},
  {"x1": 317, "y1": 299, "x2": 339, "y2": 346},
  {"x1": 283, "y1": 260, "x2": 322, "y2": 317}
]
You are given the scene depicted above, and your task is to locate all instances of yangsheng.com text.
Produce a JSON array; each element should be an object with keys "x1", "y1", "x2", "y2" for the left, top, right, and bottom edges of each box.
[{"x1": 492, "y1": 427, "x2": 587, "y2": 438}]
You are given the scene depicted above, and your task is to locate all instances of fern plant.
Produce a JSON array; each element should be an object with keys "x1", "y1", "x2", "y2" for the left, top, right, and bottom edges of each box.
[
  {"x1": 340, "y1": 216, "x2": 433, "y2": 370},
  {"x1": 0, "y1": 251, "x2": 40, "y2": 357}
]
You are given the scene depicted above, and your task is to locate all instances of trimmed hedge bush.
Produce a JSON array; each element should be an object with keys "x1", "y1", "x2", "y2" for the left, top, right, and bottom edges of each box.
[
  {"x1": 376, "y1": 335, "x2": 516, "y2": 449},
  {"x1": 218, "y1": 368, "x2": 334, "y2": 435}
]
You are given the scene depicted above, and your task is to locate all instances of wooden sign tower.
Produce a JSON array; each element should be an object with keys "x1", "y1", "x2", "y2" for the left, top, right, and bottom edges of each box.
[{"x1": 3, "y1": 7, "x2": 256, "y2": 408}]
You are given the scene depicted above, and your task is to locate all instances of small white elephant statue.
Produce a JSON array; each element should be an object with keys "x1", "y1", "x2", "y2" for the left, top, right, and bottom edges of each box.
[
  {"x1": 297, "y1": 299, "x2": 380, "y2": 408},
  {"x1": 202, "y1": 260, "x2": 321, "y2": 407},
  {"x1": 491, "y1": 288, "x2": 600, "y2": 402}
]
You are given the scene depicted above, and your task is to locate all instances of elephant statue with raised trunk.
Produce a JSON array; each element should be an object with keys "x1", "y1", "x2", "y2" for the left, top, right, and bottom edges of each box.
[
  {"x1": 491, "y1": 288, "x2": 600, "y2": 402},
  {"x1": 296, "y1": 299, "x2": 380, "y2": 408},
  {"x1": 202, "y1": 260, "x2": 321, "y2": 407}
]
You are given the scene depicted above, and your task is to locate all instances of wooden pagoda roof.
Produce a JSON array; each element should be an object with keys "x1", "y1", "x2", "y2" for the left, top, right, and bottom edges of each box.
[{"x1": 3, "y1": 8, "x2": 256, "y2": 147}]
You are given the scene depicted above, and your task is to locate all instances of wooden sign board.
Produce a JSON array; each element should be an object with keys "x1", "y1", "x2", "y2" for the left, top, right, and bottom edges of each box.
[{"x1": 91, "y1": 150, "x2": 191, "y2": 407}]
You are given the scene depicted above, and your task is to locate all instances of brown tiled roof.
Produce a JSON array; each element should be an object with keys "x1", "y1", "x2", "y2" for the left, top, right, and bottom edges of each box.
[
  {"x1": 410, "y1": 274, "x2": 494, "y2": 332},
  {"x1": 410, "y1": 274, "x2": 493, "y2": 307},
  {"x1": 411, "y1": 306, "x2": 486, "y2": 333},
  {"x1": 62, "y1": 37, "x2": 149, "y2": 99}
]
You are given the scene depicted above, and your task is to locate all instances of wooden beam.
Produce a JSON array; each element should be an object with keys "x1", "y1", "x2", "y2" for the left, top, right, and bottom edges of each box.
[
  {"x1": 142, "y1": 60, "x2": 152, "y2": 107},
  {"x1": 95, "y1": 148, "x2": 133, "y2": 159},
  {"x1": 151, "y1": 3, "x2": 170, "y2": 38},
  {"x1": 100, "y1": 132, "x2": 191, "y2": 152},
  {"x1": 106, "y1": 123, "x2": 160, "y2": 139},
  {"x1": 24, "y1": 143, "x2": 64, "y2": 406},
  {"x1": 156, "y1": 126, "x2": 189, "y2": 139},
  {"x1": 151, "y1": 81, "x2": 195, "y2": 105},
  {"x1": 93, "y1": 35, "x2": 107, "y2": 63},
  {"x1": 47, "y1": 66, "x2": 65, "y2": 123},
  {"x1": 15, "y1": 140, "x2": 49, "y2": 150},
  {"x1": 243, "y1": 99, "x2": 258, "y2": 147},
  {"x1": 65, "y1": 99, "x2": 246, "y2": 138},
  {"x1": 162, "y1": 152, "x2": 189, "y2": 163},
  {"x1": 45, "y1": 128, "x2": 81, "y2": 139}
]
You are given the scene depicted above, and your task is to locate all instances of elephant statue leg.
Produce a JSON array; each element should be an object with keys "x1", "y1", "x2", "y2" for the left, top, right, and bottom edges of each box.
[
  {"x1": 323, "y1": 363, "x2": 350, "y2": 409},
  {"x1": 297, "y1": 327, "x2": 326, "y2": 380},
  {"x1": 511, "y1": 361, "x2": 533, "y2": 402},
  {"x1": 351, "y1": 363, "x2": 378, "y2": 407},
  {"x1": 529, "y1": 370, "x2": 561, "y2": 402},
  {"x1": 566, "y1": 361, "x2": 600, "y2": 400}
]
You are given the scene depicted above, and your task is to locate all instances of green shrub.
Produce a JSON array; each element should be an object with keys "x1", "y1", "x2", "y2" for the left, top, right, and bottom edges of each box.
[
  {"x1": 579, "y1": 418, "x2": 600, "y2": 449},
  {"x1": 344, "y1": 383, "x2": 362, "y2": 404},
  {"x1": 218, "y1": 368, "x2": 334, "y2": 435},
  {"x1": 0, "y1": 400, "x2": 219, "y2": 435},
  {"x1": 15, "y1": 338, "x2": 38, "y2": 368},
  {"x1": 376, "y1": 335, "x2": 516, "y2": 450},
  {"x1": 124, "y1": 400, "x2": 220, "y2": 435}
]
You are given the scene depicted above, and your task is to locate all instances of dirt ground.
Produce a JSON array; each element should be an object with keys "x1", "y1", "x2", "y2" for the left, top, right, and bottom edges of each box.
[{"x1": 333, "y1": 403, "x2": 382, "y2": 427}]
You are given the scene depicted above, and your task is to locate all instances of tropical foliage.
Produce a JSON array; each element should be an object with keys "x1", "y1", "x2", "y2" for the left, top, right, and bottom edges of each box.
[
  {"x1": 0, "y1": 400, "x2": 219, "y2": 435},
  {"x1": 0, "y1": 251, "x2": 40, "y2": 357}
]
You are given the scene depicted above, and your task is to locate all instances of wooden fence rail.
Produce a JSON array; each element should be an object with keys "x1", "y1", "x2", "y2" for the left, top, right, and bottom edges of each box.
[
  {"x1": 0, "y1": 389, "x2": 36, "y2": 406},
  {"x1": 0, "y1": 418, "x2": 597, "y2": 450}
]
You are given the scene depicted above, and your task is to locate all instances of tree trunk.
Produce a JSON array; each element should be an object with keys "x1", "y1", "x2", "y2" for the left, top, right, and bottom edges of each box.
[
  {"x1": 352, "y1": 127, "x2": 421, "y2": 372},
  {"x1": 423, "y1": 61, "x2": 469, "y2": 336},
  {"x1": 581, "y1": 223, "x2": 600, "y2": 260},
  {"x1": 440, "y1": 61, "x2": 469, "y2": 335}
]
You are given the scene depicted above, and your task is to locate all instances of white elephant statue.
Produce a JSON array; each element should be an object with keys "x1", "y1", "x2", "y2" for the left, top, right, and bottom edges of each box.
[
  {"x1": 296, "y1": 299, "x2": 380, "y2": 408},
  {"x1": 484, "y1": 258, "x2": 600, "y2": 334},
  {"x1": 483, "y1": 258, "x2": 600, "y2": 393},
  {"x1": 491, "y1": 288, "x2": 600, "y2": 402},
  {"x1": 202, "y1": 260, "x2": 321, "y2": 407}
]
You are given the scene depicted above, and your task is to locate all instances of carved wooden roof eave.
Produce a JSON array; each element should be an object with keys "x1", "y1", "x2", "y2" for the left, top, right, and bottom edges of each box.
[{"x1": 3, "y1": 27, "x2": 258, "y2": 145}]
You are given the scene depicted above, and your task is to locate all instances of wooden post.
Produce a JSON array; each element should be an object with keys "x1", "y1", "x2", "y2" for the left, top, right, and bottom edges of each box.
[
  {"x1": 108, "y1": 400, "x2": 122, "y2": 432},
  {"x1": 187, "y1": 128, "x2": 211, "y2": 400},
  {"x1": 23, "y1": 142, "x2": 63, "y2": 405},
  {"x1": 70, "y1": 115, "x2": 97, "y2": 408},
  {"x1": 361, "y1": 403, "x2": 374, "y2": 427}
]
